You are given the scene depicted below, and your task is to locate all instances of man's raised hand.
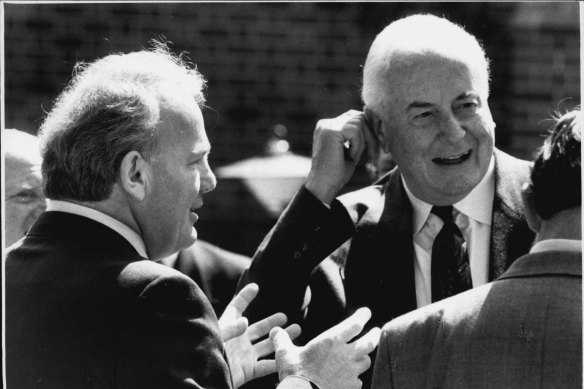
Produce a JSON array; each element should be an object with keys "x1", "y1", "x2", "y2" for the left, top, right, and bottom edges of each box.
[
  {"x1": 270, "y1": 307, "x2": 381, "y2": 389},
  {"x1": 219, "y1": 283, "x2": 301, "y2": 388}
]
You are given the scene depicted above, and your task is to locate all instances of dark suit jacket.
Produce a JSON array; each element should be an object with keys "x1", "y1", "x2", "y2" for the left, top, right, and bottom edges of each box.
[
  {"x1": 239, "y1": 150, "x2": 534, "y2": 387},
  {"x1": 172, "y1": 240, "x2": 251, "y2": 316},
  {"x1": 372, "y1": 248, "x2": 582, "y2": 389},
  {"x1": 6, "y1": 211, "x2": 233, "y2": 389}
]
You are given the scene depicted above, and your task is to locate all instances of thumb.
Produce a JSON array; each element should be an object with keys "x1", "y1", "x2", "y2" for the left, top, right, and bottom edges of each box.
[
  {"x1": 270, "y1": 327, "x2": 293, "y2": 351},
  {"x1": 220, "y1": 317, "x2": 248, "y2": 342}
]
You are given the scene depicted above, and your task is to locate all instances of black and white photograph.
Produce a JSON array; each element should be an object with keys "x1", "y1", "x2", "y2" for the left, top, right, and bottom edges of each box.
[{"x1": 2, "y1": 2, "x2": 581, "y2": 388}]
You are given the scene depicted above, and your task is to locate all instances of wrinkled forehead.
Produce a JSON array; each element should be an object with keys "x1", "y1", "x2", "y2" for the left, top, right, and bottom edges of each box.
[
  {"x1": 156, "y1": 97, "x2": 208, "y2": 148},
  {"x1": 385, "y1": 50, "x2": 488, "y2": 102},
  {"x1": 5, "y1": 158, "x2": 42, "y2": 190}
]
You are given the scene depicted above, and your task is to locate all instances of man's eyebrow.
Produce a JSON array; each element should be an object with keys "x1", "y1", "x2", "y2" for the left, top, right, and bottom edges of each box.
[
  {"x1": 191, "y1": 145, "x2": 211, "y2": 157},
  {"x1": 455, "y1": 91, "x2": 480, "y2": 101},
  {"x1": 406, "y1": 101, "x2": 434, "y2": 111}
]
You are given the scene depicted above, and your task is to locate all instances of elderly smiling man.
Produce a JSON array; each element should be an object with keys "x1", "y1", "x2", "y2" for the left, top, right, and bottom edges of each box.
[{"x1": 240, "y1": 14, "x2": 534, "y2": 388}]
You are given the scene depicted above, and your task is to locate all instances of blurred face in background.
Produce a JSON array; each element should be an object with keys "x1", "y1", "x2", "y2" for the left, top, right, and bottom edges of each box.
[{"x1": 5, "y1": 130, "x2": 47, "y2": 247}]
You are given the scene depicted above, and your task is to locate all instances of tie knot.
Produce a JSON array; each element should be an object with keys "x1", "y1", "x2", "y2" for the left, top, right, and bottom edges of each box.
[{"x1": 431, "y1": 205, "x2": 454, "y2": 223}]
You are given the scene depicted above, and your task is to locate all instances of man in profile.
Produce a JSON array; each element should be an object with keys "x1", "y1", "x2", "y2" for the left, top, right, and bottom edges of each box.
[
  {"x1": 371, "y1": 109, "x2": 582, "y2": 388},
  {"x1": 5, "y1": 43, "x2": 379, "y2": 389}
]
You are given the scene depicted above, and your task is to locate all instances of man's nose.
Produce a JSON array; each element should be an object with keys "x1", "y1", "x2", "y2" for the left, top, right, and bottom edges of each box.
[
  {"x1": 200, "y1": 168, "x2": 217, "y2": 194},
  {"x1": 439, "y1": 113, "x2": 466, "y2": 143}
]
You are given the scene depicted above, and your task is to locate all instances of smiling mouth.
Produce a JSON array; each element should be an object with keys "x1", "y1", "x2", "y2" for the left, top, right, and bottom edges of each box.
[{"x1": 432, "y1": 150, "x2": 472, "y2": 165}]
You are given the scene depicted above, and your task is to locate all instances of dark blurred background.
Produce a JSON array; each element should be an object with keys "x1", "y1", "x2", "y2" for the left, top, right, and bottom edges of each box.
[{"x1": 3, "y1": 2, "x2": 580, "y2": 256}]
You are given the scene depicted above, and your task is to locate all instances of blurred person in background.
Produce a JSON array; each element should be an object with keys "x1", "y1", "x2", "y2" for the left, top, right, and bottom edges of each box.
[
  {"x1": 162, "y1": 240, "x2": 251, "y2": 315},
  {"x1": 372, "y1": 108, "x2": 582, "y2": 388},
  {"x1": 4, "y1": 128, "x2": 46, "y2": 247},
  {"x1": 5, "y1": 42, "x2": 379, "y2": 389}
]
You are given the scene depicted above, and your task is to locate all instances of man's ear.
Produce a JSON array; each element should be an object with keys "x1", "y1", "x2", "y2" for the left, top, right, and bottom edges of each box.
[
  {"x1": 364, "y1": 106, "x2": 390, "y2": 153},
  {"x1": 521, "y1": 182, "x2": 541, "y2": 233},
  {"x1": 119, "y1": 151, "x2": 150, "y2": 202}
]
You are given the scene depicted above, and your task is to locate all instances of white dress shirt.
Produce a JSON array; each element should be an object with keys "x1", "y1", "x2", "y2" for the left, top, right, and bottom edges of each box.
[
  {"x1": 403, "y1": 157, "x2": 496, "y2": 308},
  {"x1": 46, "y1": 199, "x2": 148, "y2": 258}
]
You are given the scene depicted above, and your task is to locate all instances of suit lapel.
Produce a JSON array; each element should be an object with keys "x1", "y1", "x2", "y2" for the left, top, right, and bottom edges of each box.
[
  {"x1": 344, "y1": 170, "x2": 417, "y2": 326},
  {"x1": 489, "y1": 150, "x2": 534, "y2": 280}
]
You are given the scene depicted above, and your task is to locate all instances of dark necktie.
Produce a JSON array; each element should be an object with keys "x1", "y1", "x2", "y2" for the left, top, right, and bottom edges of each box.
[{"x1": 431, "y1": 205, "x2": 472, "y2": 302}]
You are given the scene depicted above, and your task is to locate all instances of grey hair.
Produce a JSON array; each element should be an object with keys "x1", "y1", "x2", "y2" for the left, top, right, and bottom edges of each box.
[
  {"x1": 362, "y1": 14, "x2": 491, "y2": 113},
  {"x1": 39, "y1": 41, "x2": 206, "y2": 201}
]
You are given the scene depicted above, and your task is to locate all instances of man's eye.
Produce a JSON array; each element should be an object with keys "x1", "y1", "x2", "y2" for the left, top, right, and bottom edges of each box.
[
  {"x1": 414, "y1": 111, "x2": 433, "y2": 120},
  {"x1": 458, "y1": 101, "x2": 479, "y2": 110},
  {"x1": 10, "y1": 190, "x2": 39, "y2": 204},
  {"x1": 411, "y1": 111, "x2": 434, "y2": 125}
]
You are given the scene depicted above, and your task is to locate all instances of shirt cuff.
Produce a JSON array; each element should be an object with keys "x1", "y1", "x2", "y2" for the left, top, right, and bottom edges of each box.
[{"x1": 279, "y1": 375, "x2": 315, "y2": 389}]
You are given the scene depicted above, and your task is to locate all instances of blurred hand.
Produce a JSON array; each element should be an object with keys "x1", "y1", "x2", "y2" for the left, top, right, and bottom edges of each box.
[
  {"x1": 219, "y1": 283, "x2": 302, "y2": 388},
  {"x1": 270, "y1": 307, "x2": 381, "y2": 389},
  {"x1": 305, "y1": 110, "x2": 379, "y2": 205}
]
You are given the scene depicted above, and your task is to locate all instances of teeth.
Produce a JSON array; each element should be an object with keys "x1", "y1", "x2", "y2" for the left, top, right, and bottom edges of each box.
[
  {"x1": 443, "y1": 151, "x2": 468, "y2": 160},
  {"x1": 432, "y1": 150, "x2": 471, "y2": 165}
]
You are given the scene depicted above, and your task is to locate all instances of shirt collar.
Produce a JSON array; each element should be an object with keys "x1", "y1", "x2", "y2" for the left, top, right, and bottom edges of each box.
[
  {"x1": 530, "y1": 239, "x2": 582, "y2": 254},
  {"x1": 454, "y1": 156, "x2": 495, "y2": 226},
  {"x1": 46, "y1": 199, "x2": 148, "y2": 258},
  {"x1": 402, "y1": 155, "x2": 495, "y2": 234},
  {"x1": 402, "y1": 179, "x2": 432, "y2": 235}
]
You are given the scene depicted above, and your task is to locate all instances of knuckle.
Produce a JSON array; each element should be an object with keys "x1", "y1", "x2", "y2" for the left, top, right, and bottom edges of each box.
[
  {"x1": 320, "y1": 336, "x2": 335, "y2": 349},
  {"x1": 350, "y1": 322, "x2": 364, "y2": 334},
  {"x1": 363, "y1": 356, "x2": 372, "y2": 370}
]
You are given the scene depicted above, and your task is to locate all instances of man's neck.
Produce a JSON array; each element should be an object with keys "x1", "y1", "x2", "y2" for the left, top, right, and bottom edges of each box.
[{"x1": 535, "y1": 207, "x2": 582, "y2": 243}]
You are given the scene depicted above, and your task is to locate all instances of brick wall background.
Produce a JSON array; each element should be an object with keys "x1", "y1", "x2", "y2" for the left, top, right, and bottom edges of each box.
[{"x1": 3, "y1": 2, "x2": 580, "y2": 255}]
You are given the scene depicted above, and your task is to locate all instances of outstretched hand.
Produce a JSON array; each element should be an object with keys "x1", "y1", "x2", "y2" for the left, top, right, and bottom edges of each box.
[
  {"x1": 219, "y1": 283, "x2": 302, "y2": 389},
  {"x1": 270, "y1": 307, "x2": 381, "y2": 389}
]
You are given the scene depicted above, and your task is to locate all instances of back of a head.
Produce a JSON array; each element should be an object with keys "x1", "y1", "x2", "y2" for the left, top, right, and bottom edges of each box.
[
  {"x1": 531, "y1": 109, "x2": 581, "y2": 220},
  {"x1": 362, "y1": 14, "x2": 490, "y2": 111},
  {"x1": 38, "y1": 41, "x2": 207, "y2": 202}
]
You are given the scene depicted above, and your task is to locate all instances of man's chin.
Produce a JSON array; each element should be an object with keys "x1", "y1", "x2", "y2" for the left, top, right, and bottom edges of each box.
[
  {"x1": 188, "y1": 228, "x2": 198, "y2": 245},
  {"x1": 436, "y1": 177, "x2": 478, "y2": 201}
]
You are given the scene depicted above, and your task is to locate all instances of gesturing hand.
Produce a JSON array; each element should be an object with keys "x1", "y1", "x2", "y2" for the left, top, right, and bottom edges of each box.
[
  {"x1": 270, "y1": 307, "x2": 381, "y2": 389},
  {"x1": 219, "y1": 283, "x2": 302, "y2": 389}
]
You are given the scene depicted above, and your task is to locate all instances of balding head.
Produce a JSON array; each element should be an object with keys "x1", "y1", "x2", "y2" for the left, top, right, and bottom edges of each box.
[
  {"x1": 5, "y1": 129, "x2": 46, "y2": 246},
  {"x1": 362, "y1": 14, "x2": 490, "y2": 113}
]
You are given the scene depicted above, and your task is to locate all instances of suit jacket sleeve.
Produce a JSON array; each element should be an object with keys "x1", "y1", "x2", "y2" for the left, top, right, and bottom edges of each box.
[
  {"x1": 238, "y1": 186, "x2": 355, "y2": 325},
  {"x1": 116, "y1": 267, "x2": 233, "y2": 389},
  {"x1": 371, "y1": 328, "x2": 394, "y2": 389}
]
